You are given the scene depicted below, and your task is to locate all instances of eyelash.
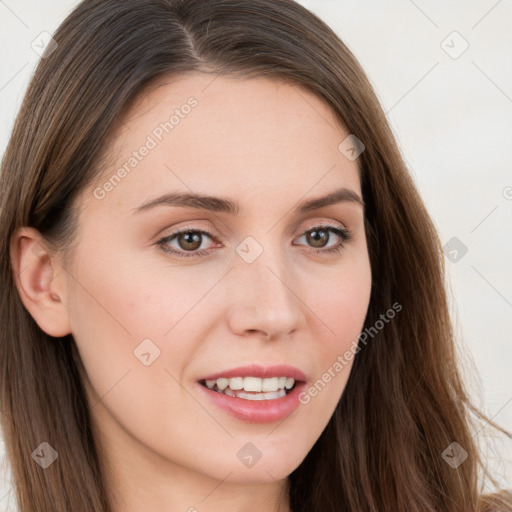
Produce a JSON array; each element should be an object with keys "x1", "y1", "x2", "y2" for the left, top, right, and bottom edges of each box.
[{"x1": 156, "y1": 223, "x2": 353, "y2": 259}]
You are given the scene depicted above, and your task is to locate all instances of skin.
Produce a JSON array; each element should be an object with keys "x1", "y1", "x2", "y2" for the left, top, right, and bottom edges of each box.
[{"x1": 11, "y1": 72, "x2": 372, "y2": 512}]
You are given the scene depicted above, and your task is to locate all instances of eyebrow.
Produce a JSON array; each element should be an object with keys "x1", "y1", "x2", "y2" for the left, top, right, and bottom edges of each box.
[{"x1": 132, "y1": 186, "x2": 365, "y2": 215}]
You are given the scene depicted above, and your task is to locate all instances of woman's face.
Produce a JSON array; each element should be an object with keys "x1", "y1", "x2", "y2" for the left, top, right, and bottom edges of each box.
[{"x1": 59, "y1": 73, "x2": 372, "y2": 486}]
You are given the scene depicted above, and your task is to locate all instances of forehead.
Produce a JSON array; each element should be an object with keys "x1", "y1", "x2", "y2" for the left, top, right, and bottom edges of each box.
[{"x1": 84, "y1": 72, "x2": 361, "y2": 217}]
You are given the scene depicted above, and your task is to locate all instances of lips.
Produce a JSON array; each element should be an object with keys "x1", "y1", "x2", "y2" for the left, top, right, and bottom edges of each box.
[
  {"x1": 199, "y1": 363, "x2": 307, "y2": 382},
  {"x1": 196, "y1": 364, "x2": 307, "y2": 423}
]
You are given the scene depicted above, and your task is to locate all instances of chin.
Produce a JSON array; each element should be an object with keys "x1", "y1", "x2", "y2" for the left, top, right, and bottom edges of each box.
[{"x1": 215, "y1": 438, "x2": 310, "y2": 483}]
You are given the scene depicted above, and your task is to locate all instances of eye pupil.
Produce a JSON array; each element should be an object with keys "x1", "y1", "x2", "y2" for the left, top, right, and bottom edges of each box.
[
  {"x1": 178, "y1": 231, "x2": 202, "y2": 251},
  {"x1": 307, "y1": 229, "x2": 329, "y2": 248}
]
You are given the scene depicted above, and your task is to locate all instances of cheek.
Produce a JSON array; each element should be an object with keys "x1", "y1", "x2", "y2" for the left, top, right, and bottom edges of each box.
[
  {"x1": 68, "y1": 245, "x2": 216, "y2": 347},
  {"x1": 66, "y1": 247, "x2": 230, "y2": 418},
  {"x1": 298, "y1": 256, "x2": 371, "y2": 419},
  {"x1": 65, "y1": 249, "x2": 170, "y2": 396},
  {"x1": 307, "y1": 252, "x2": 372, "y2": 352},
  {"x1": 66, "y1": 252, "x2": 214, "y2": 452}
]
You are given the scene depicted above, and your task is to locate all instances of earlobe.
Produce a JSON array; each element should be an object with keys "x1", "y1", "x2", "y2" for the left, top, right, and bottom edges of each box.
[{"x1": 10, "y1": 227, "x2": 71, "y2": 338}]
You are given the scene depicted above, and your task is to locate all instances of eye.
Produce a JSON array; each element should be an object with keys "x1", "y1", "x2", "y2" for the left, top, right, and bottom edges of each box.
[
  {"x1": 156, "y1": 228, "x2": 218, "y2": 258},
  {"x1": 294, "y1": 224, "x2": 353, "y2": 255},
  {"x1": 156, "y1": 223, "x2": 353, "y2": 259}
]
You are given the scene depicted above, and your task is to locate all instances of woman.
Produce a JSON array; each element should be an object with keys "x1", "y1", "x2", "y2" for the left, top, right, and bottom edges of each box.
[{"x1": 0, "y1": 0, "x2": 510, "y2": 510}]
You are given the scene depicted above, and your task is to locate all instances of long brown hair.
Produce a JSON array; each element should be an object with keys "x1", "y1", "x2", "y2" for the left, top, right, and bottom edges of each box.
[{"x1": 0, "y1": 0, "x2": 510, "y2": 510}]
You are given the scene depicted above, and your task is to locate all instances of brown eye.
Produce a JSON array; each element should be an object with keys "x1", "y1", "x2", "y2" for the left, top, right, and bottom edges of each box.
[
  {"x1": 157, "y1": 228, "x2": 217, "y2": 258},
  {"x1": 177, "y1": 231, "x2": 203, "y2": 251},
  {"x1": 306, "y1": 228, "x2": 330, "y2": 248},
  {"x1": 157, "y1": 224, "x2": 352, "y2": 259},
  {"x1": 295, "y1": 225, "x2": 353, "y2": 255}
]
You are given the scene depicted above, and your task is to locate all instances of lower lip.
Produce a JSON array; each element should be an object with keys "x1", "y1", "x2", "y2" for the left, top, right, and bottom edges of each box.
[{"x1": 197, "y1": 381, "x2": 306, "y2": 423}]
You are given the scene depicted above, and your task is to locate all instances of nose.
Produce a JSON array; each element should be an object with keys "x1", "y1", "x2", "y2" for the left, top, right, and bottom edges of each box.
[{"x1": 226, "y1": 244, "x2": 306, "y2": 340}]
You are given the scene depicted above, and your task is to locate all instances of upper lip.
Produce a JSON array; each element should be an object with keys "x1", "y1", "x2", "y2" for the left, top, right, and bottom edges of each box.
[{"x1": 199, "y1": 364, "x2": 307, "y2": 382}]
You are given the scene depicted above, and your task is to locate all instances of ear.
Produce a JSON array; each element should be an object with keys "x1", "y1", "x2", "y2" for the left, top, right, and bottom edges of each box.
[{"x1": 10, "y1": 226, "x2": 71, "y2": 337}]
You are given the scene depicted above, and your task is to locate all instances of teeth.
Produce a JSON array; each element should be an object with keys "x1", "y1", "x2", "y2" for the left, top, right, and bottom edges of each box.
[
  {"x1": 261, "y1": 377, "x2": 279, "y2": 392},
  {"x1": 223, "y1": 387, "x2": 235, "y2": 397},
  {"x1": 217, "y1": 378, "x2": 229, "y2": 390},
  {"x1": 244, "y1": 377, "x2": 262, "y2": 392},
  {"x1": 229, "y1": 377, "x2": 244, "y2": 390},
  {"x1": 236, "y1": 389, "x2": 286, "y2": 400},
  {"x1": 203, "y1": 376, "x2": 296, "y2": 399}
]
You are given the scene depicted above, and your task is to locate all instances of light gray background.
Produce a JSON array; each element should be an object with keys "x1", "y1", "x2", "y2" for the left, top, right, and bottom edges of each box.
[{"x1": 0, "y1": 1, "x2": 510, "y2": 508}]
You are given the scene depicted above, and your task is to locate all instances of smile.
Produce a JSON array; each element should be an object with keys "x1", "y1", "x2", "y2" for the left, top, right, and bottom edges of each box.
[
  {"x1": 197, "y1": 364, "x2": 307, "y2": 422},
  {"x1": 200, "y1": 376, "x2": 296, "y2": 401}
]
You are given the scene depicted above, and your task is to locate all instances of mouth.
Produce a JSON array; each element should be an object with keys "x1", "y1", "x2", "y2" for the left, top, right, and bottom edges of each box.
[
  {"x1": 199, "y1": 376, "x2": 298, "y2": 401},
  {"x1": 196, "y1": 364, "x2": 307, "y2": 423}
]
